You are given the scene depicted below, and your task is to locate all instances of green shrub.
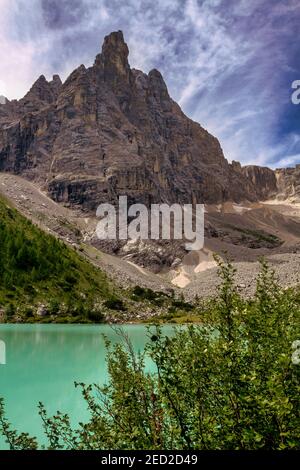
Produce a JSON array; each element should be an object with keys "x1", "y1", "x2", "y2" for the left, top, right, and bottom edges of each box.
[
  {"x1": 4, "y1": 304, "x2": 14, "y2": 319},
  {"x1": 87, "y1": 309, "x2": 105, "y2": 323},
  {"x1": 131, "y1": 286, "x2": 158, "y2": 301},
  {"x1": 104, "y1": 298, "x2": 126, "y2": 311},
  {"x1": 171, "y1": 299, "x2": 193, "y2": 311},
  {"x1": 131, "y1": 286, "x2": 169, "y2": 306}
]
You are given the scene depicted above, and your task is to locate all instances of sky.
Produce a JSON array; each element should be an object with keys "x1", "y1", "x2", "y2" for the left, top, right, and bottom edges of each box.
[{"x1": 0, "y1": 0, "x2": 299, "y2": 168}]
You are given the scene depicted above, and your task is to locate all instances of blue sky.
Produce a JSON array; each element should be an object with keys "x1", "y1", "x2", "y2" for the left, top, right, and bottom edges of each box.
[{"x1": 0, "y1": 0, "x2": 299, "y2": 168}]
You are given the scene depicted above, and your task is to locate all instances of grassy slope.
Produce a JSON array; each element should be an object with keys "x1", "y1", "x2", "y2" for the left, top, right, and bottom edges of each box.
[
  {"x1": 0, "y1": 195, "x2": 121, "y2": 323},
  {"x1": 3, "y1": 194, "x2": 296, "y2": 326},
  {"x1": 0, "y1": 195, "x2": 200, "y2": 324}
]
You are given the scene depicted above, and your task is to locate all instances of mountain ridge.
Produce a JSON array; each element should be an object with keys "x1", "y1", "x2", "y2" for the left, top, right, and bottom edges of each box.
[{"x1": 1, "y1": 30, "x2": 296, "y2": 211}]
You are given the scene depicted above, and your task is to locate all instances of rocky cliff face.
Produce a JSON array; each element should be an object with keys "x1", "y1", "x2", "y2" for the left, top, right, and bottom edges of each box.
[
  {"x1": 240, "y1": 165, "x2": 278, "y2": 200},
  {"x1": 0, "y1": 31, "x2": 298, "y2": 211},
  {"x1": 0, "y1": 31, "x2": 268, "y2": 212},
  {"x1": 275, "y1": 166, "x2": 300, "y2": 202}
]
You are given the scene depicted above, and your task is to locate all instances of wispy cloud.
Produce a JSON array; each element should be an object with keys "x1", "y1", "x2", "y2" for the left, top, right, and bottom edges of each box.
[{"x1": 0, "y1": 0, "x2": 299, "y2": 168}]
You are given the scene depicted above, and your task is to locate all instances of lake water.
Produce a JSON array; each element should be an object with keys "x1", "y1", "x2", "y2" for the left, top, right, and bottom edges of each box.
[{"x1": 0, "y1": 324, "x2": 175, "y2": 449}]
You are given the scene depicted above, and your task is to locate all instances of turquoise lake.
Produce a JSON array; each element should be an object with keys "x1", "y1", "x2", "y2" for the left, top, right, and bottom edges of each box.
[{"x1": 0, "y1": 324, "x2": 175, "y2": 449}]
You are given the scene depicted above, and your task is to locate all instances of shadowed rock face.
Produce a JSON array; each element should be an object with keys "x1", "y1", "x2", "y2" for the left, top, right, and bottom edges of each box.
[
  {"x1": 240, "y1": 165, "x2": 278, "y2": 200},
  {"x1": 0, "y1": 31, "x2": 295, "y2": 211},
  {"x1": 275, "y1": 166, "x2": 300, "y2": 202}
]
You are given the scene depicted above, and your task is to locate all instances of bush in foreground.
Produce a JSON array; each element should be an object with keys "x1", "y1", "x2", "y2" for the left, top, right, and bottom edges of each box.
[{"x1": 0, "y1": 260, "x2": 299, "y2": 450}]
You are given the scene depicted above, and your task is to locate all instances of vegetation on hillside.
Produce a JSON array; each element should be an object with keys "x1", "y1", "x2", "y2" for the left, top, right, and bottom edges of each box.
[
  {"x1": 0, "y1": 196, "x2": 204, "y2": 324},
  {"x1": 0, "y1": 196, "x2": 121, "y2": 323},
  {"x1": 1, "y1": 260, "x2": 299, "y2": 450}
]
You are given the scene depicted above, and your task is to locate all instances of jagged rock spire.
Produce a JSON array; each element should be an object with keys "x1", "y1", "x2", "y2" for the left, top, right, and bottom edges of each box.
[{"x1": 95, "y1": 31, "x2": 131, "y2": 85}]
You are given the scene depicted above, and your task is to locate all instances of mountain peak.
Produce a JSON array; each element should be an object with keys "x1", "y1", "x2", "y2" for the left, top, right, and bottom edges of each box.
[
  {"x1": 95, "y1": 30, "x2": 130, "y2": 84},
  {"x1": 21, "y1": 73, "x2": 61, "y2": 110},
  {"x1": 51, "y1": 74, "x2": 62, "y2": 85},
  {"x1": 35, "y1": 75, "x2": 47, "y2": 84},
  {"x1": 102, "y1": 30, "x2": 127, "y2": 50}
]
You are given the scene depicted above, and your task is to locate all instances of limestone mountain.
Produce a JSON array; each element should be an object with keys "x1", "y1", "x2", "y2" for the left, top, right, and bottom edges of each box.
[
  {"x1": 0, "y1": 31, "x2": 299, "y2": 298},
  {"x1": 0, "y1": 31, "x2": 278, "y2": 212}
]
